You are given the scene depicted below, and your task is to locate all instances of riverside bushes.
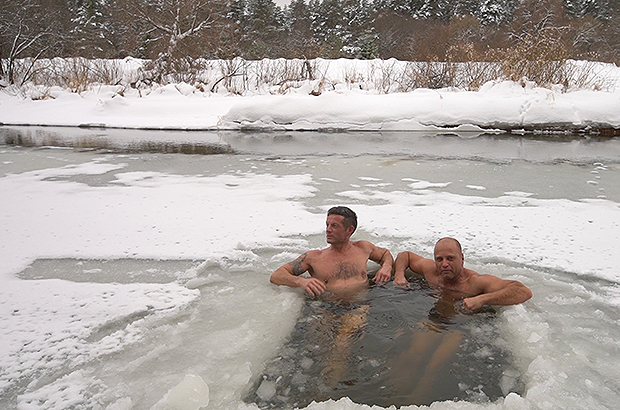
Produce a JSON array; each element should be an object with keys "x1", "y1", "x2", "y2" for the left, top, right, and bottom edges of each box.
[{"x1": 2, "y1": 56, "x2": 614, "y2": 97}]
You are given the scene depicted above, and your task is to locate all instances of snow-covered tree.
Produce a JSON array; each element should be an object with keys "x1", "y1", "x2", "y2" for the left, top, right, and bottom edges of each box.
[
  {"x1": 564, "y1": 0, "x2": 610, "y2": 17},
  {"x1": 0, "y1": 0, "x2": 58, "y2": 85},
  {"x1": 120, "y1": 0, "x2": 228, "y2": 61}
]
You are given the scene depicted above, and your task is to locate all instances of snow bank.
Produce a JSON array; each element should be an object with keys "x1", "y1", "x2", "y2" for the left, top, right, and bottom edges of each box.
[{"x1": 2, "y1": 59, "x2": 619, "y2": 131}]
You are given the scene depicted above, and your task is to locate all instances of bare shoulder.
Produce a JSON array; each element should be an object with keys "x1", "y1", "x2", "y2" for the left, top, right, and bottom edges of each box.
[
  {"x1": 352, "y1": 240, "x2": 377, "y2": 251},
  {"x1": 287, "y1": 249, "x2": 321, "y2": 275},
  {"x1": 467, "y1": 270, "x2": 511, "y2": 290},
  {"x1": 291, "y1": 249, "x2": 321, "y2": 262},
  {"x1": 354, "y1": 240, "x2": 390, "y2": 255}
]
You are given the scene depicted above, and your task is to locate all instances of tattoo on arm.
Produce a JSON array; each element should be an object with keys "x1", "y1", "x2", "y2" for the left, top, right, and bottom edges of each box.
[{"x1": 291, "y1": 253, "x2": 308, "y2": 276}]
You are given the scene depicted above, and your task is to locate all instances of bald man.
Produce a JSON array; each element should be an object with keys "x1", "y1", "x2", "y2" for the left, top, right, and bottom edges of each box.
[
  {"x1": 393, "y1": 237, "x2": 532, "y2": 311},
  {"x1": 389, "y1": 238, "x2": 532, "y2": 403}
]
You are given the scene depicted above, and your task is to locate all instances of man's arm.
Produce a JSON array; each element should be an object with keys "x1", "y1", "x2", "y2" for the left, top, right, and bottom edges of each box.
[
  {"x1": 367, "y1": 244, "x2": 394, "y2": 284},
  {"x1": 463, "y1": 275, "x2": 532, "y2": 311},
  {"x1": 393, "y1": 251, "x2": 434, "y2": 286},
  {"x1": 270, "y1": 252, "x2": 327, "y2": 297}
]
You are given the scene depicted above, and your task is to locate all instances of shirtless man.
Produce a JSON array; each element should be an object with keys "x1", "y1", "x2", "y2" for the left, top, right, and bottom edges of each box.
[
  {"x1": 390, "y1": 238, "x2": 532, "y2": 403},
  {"x1": 270, "y1": 206, "x2": 393, "y2": 298},
  {"x1": 269, "y1": 206, "x2": 393, "y2": 386},
  {"x1": 394, "y1": 237, "x2": 532, "y2": 310}
]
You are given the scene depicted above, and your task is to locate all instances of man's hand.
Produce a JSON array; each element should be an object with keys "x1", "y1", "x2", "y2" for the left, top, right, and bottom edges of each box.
[
  {"x1": 393, "y1": 275, "x2": 409, "y2": 287},
  {"x1": 300, "y1": 277, "x2": 327, "y2": 297},
  {"x1": 374, "y1": 265, "x2": 392, "y2": 284},
  {"x1": 462, "y1": 296, "x2": 484, "y2": 312}
]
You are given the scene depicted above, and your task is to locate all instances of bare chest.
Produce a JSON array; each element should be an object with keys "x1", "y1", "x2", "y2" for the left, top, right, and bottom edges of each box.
[
  {"x1": 429, "y1": 277, "x2": 478, "y2": 298},
  {"x1": 311, "y1": 253, "x2": 369, "y2": 282}
]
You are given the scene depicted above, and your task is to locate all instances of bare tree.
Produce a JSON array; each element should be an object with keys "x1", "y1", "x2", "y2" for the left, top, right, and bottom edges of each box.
[
  {"x1": 0, "y1": 0, "x2": 57, "y2": 86},
  {"x1": 121, "y1": 0, "x2": 227, "y2": 61}
]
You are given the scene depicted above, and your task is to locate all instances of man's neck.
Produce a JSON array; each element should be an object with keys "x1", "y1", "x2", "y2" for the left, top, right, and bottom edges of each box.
[
  {"x1": 329, "y1": 240, "x2": 352, "y2": 253},
  {"x1": 436, "y1": 270, "x2": 469, "y2": 289}
]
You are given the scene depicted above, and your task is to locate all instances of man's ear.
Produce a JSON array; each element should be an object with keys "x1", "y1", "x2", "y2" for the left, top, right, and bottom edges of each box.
[{"x1": 346, "y1": 225, "x2": 355, "y2": 236}]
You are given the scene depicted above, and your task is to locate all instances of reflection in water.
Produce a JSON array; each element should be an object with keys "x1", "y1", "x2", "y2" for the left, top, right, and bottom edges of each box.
[
  {"x1": 1, "y1": 127, "x2": 234, "y2": 155},
  {"x1": 246, "y1": 277, "x2": 520, "y2": 409},
  {"x1": 2, "y1": 126, "x2": 620, "y2": 164}
]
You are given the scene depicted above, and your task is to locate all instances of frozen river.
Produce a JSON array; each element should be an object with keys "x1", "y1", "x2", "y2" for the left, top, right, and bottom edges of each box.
[{"x1": 1, "y1": 126, "x2": 619, "y2": 410}]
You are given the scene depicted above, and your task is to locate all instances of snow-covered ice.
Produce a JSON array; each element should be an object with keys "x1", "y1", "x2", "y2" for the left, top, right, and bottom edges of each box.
[{"x1": 1, "y1": 59, "x2": 620, "y2": 410}]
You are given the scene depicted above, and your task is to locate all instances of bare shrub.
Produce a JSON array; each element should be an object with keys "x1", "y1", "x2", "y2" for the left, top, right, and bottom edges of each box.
[
  {"x1": 5, "y1": 56, "x2": 614, "y2": 97},
  {"x1": 342, "y1": 61, "x2": 365, "y2": 86},
  {"x1": 26, "y1": 58, "x2": 133, "y2": 92},
  {"x1": 4, "y1": 57, "x2": 51, "y2": 87},
  {"x1": 271, "y1": 59, "x2": 316, "y2": 93},
  {"x1": 446, "y1": 43, "x2": 500, "y2": 90},
  {"x1": 138, "y1": 57, "x2": 210, "y2": 86},
  {"x1": 370, "y1": 59, "x2": 402, "y2": 94},
  {"x1": 252, "y1": 59, "x2": 308, "y2": 91},
  {"x1": 399, "y1": 59, "x2": 458, "y2": 90},
  {"x1": 487, "y1": 29, "x2": 569, "y2": 88},
  {"x1": 211, "y1": 58, "x2": 248, "y2": 94},
  {"x1": 48, "y1": 57, "x2": 93, "y2": 93},
  {"x1": 563, "y1": 60, "x2": 615, "y2": 91}
]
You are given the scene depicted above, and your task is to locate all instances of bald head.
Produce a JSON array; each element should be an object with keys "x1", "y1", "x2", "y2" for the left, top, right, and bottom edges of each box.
[
  {"x1": 433, "y1": 237, "x2": 465, "y2": 280},
  {"x1": 435, "y1": 237, "x2": 462, "y2": 254}
]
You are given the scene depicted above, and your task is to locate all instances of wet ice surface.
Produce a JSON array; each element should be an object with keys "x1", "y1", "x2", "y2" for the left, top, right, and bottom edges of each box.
[{"x1": 1, "y1": 129, "x2": 620, "y2": 410}]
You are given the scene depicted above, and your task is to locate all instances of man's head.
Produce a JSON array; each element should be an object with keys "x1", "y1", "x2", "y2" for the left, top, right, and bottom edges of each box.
[
  {"x1": 326, "y1": 206, "x2": 357, "y2": 244},
  {"x1": 433, "y1": 237, "x2": 464, "y2": 281},
  {"x1": 327, "y1": 206, "x2": 357, "y2": 232}
]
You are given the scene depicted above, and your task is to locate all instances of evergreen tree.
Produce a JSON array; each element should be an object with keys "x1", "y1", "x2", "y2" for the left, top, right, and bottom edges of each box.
[
  {"x1": 234, "y1": 0, "x2": 286, "y2": 57},
  {"x1": 477, "y1": 0, "x2": 519, "y2": 24},
  {"x1": 284, "y1": 0, "x2": 321, "y2": 58},
  {"x1": 341, "y1": 0, "x2": 377, "y2": 58},
  {"x1": 68, "y1": 0, "x2": 114, "y2": 56},
  {"x1": 565, "y1": 0, "x2": 610, "y2": 17}
]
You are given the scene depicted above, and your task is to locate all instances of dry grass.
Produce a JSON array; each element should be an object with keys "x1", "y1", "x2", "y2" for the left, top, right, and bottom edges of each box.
[{"x1": 3, "y1": 54, "x2": 613, "y2": 98}]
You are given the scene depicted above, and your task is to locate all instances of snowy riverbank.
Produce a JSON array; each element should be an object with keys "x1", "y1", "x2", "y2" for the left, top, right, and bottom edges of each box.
[
  {"x1": 2, "y1": 58, "x2": 620, "y2": 410},
  {"x1": 1, "y1": 59, "x2": 620, "y2": 133}
]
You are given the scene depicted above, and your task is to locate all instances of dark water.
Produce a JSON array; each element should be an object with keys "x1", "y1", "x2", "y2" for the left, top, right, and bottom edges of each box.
[
  {"x1": 2, "y1": 125, "x2": 620, "y2": 164},
  {"x1": 246, "y1": 276, "x2": 519, "y2": 409}
]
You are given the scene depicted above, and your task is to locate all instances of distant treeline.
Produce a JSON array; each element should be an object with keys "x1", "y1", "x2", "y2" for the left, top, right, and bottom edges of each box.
[{"x1": 1, "y1": 0, "x2": 619, "y2": 85}]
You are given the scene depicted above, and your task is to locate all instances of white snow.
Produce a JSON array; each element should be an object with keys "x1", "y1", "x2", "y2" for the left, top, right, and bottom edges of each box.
[
  {"x1": 1, "y1": 58, "x2": 620, "y2": 410},
  {"x1": 1, "y1": 59, "x2": 619, "y2": 131}
]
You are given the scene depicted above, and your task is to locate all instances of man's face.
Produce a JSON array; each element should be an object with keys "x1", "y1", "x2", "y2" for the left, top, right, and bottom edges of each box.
[
  {"x1": 434, "y1": 240, "x2": 464, "y2": 281},
  {"x1": 326, "y1": 214, "x2": 353, "y2": 244}
]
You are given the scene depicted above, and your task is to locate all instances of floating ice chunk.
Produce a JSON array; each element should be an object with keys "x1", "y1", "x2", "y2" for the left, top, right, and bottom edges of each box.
[
  {"x1": 503, "y1": 392, "x2": 527, "y2": 409},
  {"x1": 300, "y1": 357, "x2": 314, "y2": 370},
  {"x1": 185, "y1": 277, "x2": 212, "y2": 289},
  {"x1": 500, "y1": 368, "x2": 522, "y2": 396},
  {"x1": 165, "y1": 374, "x2": 210, "y2": 410},
  {"x1": 256, "y1": 379, "x2": 277, "y2": 400},
  {"x1": 504, "y1": 191, "x2": 534, "y2": 197},
  {"x1": 409, "y1": 180, "x2": 451, "y2": 189},
  {"x1": 527, "y1": 332, "x2": 543, "y2": 343}
]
